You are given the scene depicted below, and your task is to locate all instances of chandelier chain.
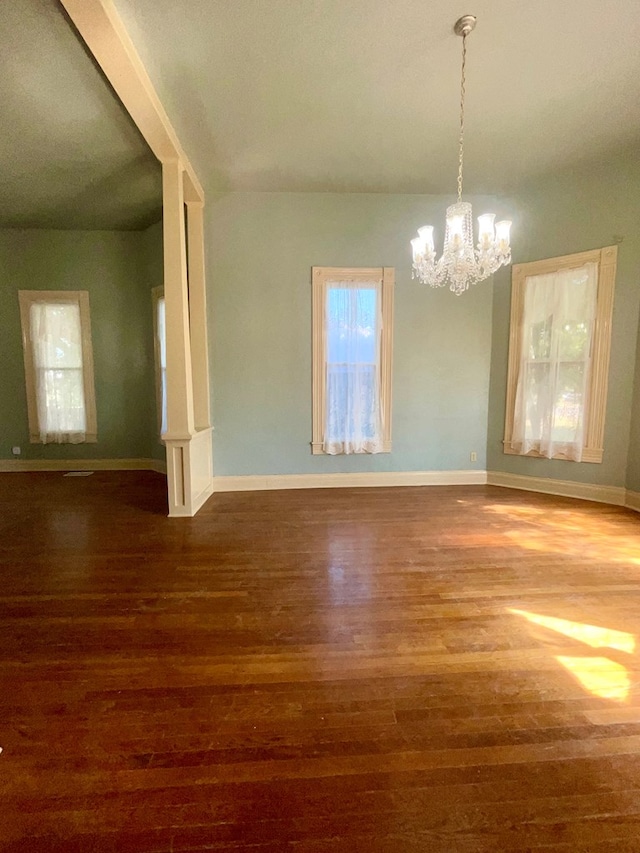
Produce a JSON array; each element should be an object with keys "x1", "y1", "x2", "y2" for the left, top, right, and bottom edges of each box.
[
  {"x1": 457, "y1": 33, "x2": 466, "y2": 202},
  {"x1": 410, "y1": 15, "x2": 512, "y2": 295}
]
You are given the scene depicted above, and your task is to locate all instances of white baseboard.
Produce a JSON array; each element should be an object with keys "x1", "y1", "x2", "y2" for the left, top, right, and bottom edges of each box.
[
  {"x1": 487, "y1": 470, "x2": 626, "y2": 507},
  {"x1": 192, "y1": 480, "x2": 215, "y2": 514},
  {"x1": 2, "y1": 458, "x2": 636, "y2": 514},
  {"x1": 169, "y1": 480, "x2": 215, "y2": 517},
  {"x1": 0, "y1": 458, "x2": 167, "y2": 474},
  {"x1": 625, "y1": 490, "x2": 640, "y2": 513},
  {"x1": 213, "y1": 469, "x2": 488, "y2": 493}
]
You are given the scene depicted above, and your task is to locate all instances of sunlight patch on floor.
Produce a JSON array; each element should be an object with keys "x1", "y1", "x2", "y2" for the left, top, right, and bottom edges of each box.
[
  {"x1": 555, "y1": 655, "x2": 630, "y2": 701},
  {"x1": 484, "y1": 503, "x2": 640, "y2": 566},
  {"x1": 510, "y1": 608, "x2": 635, "y2": 703},
  {"x1": 509, "y1": 609, "x2": 635, "y2": 653}
]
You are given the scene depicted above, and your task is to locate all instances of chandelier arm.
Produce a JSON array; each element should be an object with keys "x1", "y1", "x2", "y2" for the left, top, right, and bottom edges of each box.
[{"x1": 457, "y1": 33, "x2": 466, "y2": 202}]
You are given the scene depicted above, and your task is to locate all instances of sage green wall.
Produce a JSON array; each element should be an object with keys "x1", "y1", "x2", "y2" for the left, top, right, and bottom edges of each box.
[
  {"x1": 628, "y1": 318, "x2": 640, "y2": 492},
  {"x1": 207, "y1": 191, "x2": 501, "y2": 477},
  {"x1": 0, "y1": 229, "x2": 157, "y2": 461},
  {"x1": 487, "y1": 150, "x2": 640, "y2": 487},
  {"x1": 140, "y1": 219, "x2": 166, "y2": 463}
]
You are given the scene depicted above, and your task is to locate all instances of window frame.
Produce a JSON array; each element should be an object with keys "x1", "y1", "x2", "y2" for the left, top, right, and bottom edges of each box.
[
  {"x1": 311, "y1": 266, "x2": 394, "y2": 455},
  {"x1": 503, "y1": 245, "x2": 617, "y2": 464},
  {"x1": 151, "y1": 285, "x2": 166, "y2": 441},
  {"x1": 18, "y1": 290, "x2": 97, "y2": 444}
]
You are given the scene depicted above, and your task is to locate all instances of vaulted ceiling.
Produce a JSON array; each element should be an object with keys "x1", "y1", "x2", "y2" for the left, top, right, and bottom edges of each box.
[
  {"x1": 0, "y1": 0, "x2": 161, "y2": 230},
  {"x1": 2, "y1": 0, "x2": 639, "y2": 231},
  {"x1": 112, "y1": 0, "x2": 640, "y2": 195}
]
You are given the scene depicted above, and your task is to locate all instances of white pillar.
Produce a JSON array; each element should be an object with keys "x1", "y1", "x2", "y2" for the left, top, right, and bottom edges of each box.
[
  {"x1": 163, "y1": 160, "x2": 194, "y2": 440},
  {"x1": 186, "y1": 201, "x2": 212, "y2": 432},
  {"x1": 162, "y1": 160, "x2": 195, "y2": 516}
]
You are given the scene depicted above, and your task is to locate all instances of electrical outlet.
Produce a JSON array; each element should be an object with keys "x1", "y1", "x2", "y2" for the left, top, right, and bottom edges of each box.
[
  {"x1": 11, "y1": 446, "x2": 21, "y2": 456},
  {"x1": 470, "y1": 451, "x2": 477, "y2": 462}
]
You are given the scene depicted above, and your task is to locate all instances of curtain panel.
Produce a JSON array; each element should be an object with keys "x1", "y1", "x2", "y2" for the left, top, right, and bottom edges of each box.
[
  {"x1": 30, "y1": 301, "x2": 87, "y2": 444},
  {"x1": 323, "y1": 281, "x2": 383, "y2": 455},
  {"x1": 512, "y1": 263, "x2": 597, "y2": 461}
]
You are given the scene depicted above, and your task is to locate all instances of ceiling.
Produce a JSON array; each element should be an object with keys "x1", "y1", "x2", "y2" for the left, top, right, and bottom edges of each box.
[
  {"x1": 2, "y1": 0, "x2": 639, "y2": 227},
  {"x1": 0, "y1": 0, "x2": 162, "y2": 230},
  {"x1": 109, "y1": 0, "x2": 640, "y2": 196}
]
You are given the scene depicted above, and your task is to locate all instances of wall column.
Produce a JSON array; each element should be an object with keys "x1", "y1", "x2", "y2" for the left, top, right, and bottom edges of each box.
[
  {"x1": 163, "y1": 159, "x2": 196, "y2": 515},
  {"x1": 186, "y1": 200, "x2": 212, "y2": 432},
  {"x1": 163, "y1": 160, "x2": 194, "y2": 440},
  {"x1": 59, "y1": 0, "x2": 213, "y2": 517}
]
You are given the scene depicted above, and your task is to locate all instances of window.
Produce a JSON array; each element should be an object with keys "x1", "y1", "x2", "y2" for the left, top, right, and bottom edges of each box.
[
  {"x1": 152, "y1": 286, "x2": 167, "y2": 436},
  {"x1": 18, "y1": 291, "x2": 97, "y2": 444},
  {"x1": 312, "y1": 267, "x2": 394, "y2": 455},
  {"x1": 503, "y1": 246, "x2": 617, "y2": 463}
]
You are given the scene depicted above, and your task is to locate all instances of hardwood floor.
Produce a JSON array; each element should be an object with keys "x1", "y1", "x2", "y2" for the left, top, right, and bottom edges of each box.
[{"x1": 1, "y1": 472, "x2": 640, "y2": 852}]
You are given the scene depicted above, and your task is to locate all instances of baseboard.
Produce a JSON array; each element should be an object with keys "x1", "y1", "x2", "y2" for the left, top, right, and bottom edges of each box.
[
  {"x1": 2, "y1": 458, "x2": 635, "y2": 513},
  {"x1": 169, "y1": 480, "x2": 215, "y2": 518},
  {"x1": 487, "y1": 470, "x2": 626, "y2": 507},
  {"x1": 192, "y1": 480, "x2": 215, "y2": 514},
  {"x1": 213, "y1": 469, "x2": 488, "y2": 493},
  {"x1": 625, "y1": 490, "x2": 640, "y2": 513},
  {"x1": 0, "y1": 458, "x2": 167, "y2": 474},
  {"x1": 147, "y1": 459, "x2": 168, "y2": 475}
]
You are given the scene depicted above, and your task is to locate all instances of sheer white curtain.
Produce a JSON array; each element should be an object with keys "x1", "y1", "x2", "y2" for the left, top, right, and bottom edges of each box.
[
  {"x1": 323, "y1": 282, "x2": 383, "y2": 455},
  {"x1": 512, "y1": 263, "x2": 597, "y2": 461},
  {"x1": 30, "y1": 302, "x2": 87, "y2": 443}
]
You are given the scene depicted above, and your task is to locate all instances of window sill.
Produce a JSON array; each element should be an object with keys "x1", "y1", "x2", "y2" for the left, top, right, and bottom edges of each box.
[
  {"x1": 311, "y1": 441, "x2": 392, "y2": 455},
  {"x1": 502, "y1": 442, "x2": 602, "y2": 464},
  {"x1": 30, "y1": 433, "x2": 98, "y2": 444}
]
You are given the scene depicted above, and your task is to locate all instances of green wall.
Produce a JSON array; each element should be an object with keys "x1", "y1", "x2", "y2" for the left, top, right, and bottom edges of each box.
[
  {"x1": 628, "y1": 317, "x2": 640, "y2": 492},
  {"x1": 139, "y1": 220, "x2": 166, "y2": 463},
  {"x1": 7, "y1": 180, "x2": 634, "y2": 490},
  {"x1": 0, "y1": 228, "x2": 159, "y2": 461},
  {"x1": 207, "y1": 191, "x2": 500, "y2": 477},
  {"x1": 487, "y1": 150, "x2": 640, "y2": 488}
]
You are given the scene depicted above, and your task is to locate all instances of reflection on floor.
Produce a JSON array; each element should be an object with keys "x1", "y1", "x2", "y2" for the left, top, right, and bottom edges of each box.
[
  {"x1": 1, "y1": 472, "x2": 640, "y2": 852},
  {"x1": 509, "y1": 608, "x2": 635, "y2": 702}
]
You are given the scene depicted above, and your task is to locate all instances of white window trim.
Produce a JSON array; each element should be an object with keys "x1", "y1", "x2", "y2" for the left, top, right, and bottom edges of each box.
[
  {"x1": 311, "y1": 266, "x2": 394, "y2": 455},
  {"x1": 18, "y1": 290, "x2": 98, "y2": 444},
  {"x1": 151, "y1": 285, "x2": 166, "y2": 442},
  {"x1": 503, "y1": 245, "x2": 617, "y2": 464}
]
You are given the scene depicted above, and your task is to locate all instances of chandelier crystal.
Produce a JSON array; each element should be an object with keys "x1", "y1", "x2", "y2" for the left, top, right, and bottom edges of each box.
[{"x1": 411, "y1": 15, "x2": 512, "y2": 296}]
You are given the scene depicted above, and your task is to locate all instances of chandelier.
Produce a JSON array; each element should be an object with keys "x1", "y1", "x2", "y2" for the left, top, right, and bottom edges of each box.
[{"x1": 411, "y1": 15, "x2": 512, "y2": 296}]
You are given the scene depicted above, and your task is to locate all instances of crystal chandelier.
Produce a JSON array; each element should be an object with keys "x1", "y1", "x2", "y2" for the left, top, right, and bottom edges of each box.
[{"x1": 411, "y1": 15, "x2": 512, "y2": 296}]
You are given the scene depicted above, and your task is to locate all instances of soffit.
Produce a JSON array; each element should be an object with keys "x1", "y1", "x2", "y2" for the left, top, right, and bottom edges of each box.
[
  {"x1": 111, "y1": 0, "x2": 640, "y2": 195},
  {"x1": 0, "y1": 0, "x2": 162, "y2": 230}
]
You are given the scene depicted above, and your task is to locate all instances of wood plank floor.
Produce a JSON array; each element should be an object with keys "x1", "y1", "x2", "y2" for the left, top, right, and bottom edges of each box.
[{"x1": 1, "y1": 472, "x2": 640, "y2": 852}]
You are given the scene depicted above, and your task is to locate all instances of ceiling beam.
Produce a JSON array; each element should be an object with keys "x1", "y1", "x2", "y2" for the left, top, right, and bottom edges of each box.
[{"x1": 60, "y1": 0, "x2": 204, "y2": 202}]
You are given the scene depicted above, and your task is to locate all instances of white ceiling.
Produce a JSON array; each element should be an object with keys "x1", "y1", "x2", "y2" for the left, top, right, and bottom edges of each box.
[
  {"x1": 0, "y1": 0, "x2": 161, "y2": 230},
  {"x1": 2, "y1": 0, "x2": 638, "y2": 227},
  {"x1": 111, "y1": 0, "x2": 640, "y2": 195}
]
